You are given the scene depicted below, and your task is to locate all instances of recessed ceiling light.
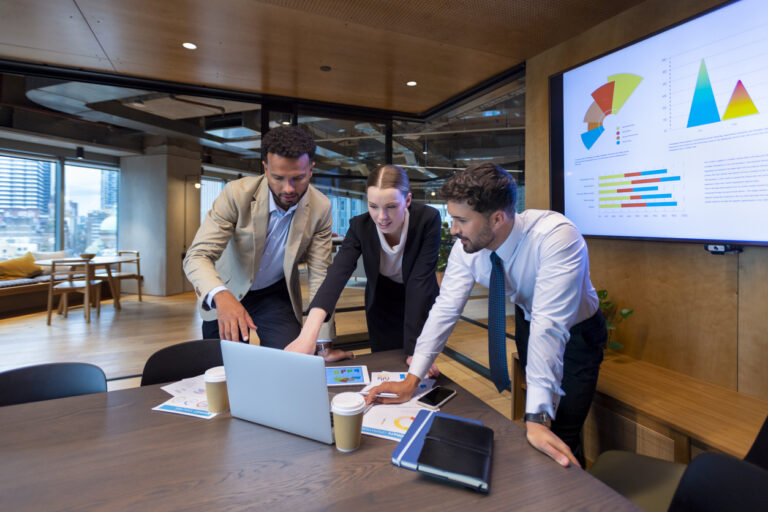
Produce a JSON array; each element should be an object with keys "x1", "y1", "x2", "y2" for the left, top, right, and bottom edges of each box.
[
  {"x1": 422, "y1": 151, "x2": 428, "y2": 155},
  {"x1": 430, "y1": 191, "x2": 436, "y2": 196},
  {"x1": 281, "y1": 121, "x2": 291, "y2": 126},
  {"x1": 182, "y1": 42, "x2": 197, "y2": 50},
  {"x1": 406, "y1": 81, "x2": 417, "y2": 87}
]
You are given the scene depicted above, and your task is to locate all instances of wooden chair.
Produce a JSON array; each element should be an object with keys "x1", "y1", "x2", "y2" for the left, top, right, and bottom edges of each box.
[
  {"x1": 101, "y1": 250, "x2": 142, "y2": 302},
  {"x1": 46, "y1": 259, "x2": 103, "y2": 325}
]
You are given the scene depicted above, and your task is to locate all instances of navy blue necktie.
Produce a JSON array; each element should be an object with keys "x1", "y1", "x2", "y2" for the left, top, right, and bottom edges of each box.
[{"x1": 489, "y1": 251, "x2": 511, "y2": 392}]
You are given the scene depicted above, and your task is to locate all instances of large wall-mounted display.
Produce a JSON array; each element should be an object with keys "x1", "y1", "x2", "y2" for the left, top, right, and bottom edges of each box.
[{"x1": 550, "y1": 0, "x2": 768, "y2": 245}]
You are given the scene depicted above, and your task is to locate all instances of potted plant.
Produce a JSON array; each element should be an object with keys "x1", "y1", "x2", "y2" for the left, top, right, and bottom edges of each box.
[
  {"x1": 436, "y1": 222, "x2": 453, "y2": 285},
  {"x1": 597, "y1": 289, "x2": 633, "y2": 350}
]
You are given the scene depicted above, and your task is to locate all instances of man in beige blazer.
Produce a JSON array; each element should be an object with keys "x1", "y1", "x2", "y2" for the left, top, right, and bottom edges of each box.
[{"x1": 184, "y1": 126, "x2": 334, "y2": 347}]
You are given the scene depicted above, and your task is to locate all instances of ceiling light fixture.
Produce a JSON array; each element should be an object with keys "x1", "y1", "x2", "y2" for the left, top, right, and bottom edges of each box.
[
  {"x1": 430, "y1": 191, "x2": 436, "y2": 197},
  {"x1": 182, "y1": 42, "x2": 198, "y2": 50},
  {"x1": 76, "y1": 147, "x2": 84, "y2": 160},
  {"x1": 320, "y1": 65, "x2": 332, "y2": 72},
  {"x1": 194, "y1": 182, "x2": 201, "y2": 189},
  {"x1": 281, "y1": 121, "x2": 291, "y2": 126},
  {"x1": 406, "y1": 81, "x2": 417, "y2": 87}
]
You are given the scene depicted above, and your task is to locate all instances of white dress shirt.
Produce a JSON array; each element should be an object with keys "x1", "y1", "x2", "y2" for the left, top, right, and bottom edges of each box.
[
  {"x1": 375, "y1": 209, "x2": 409, "y2": 284},
  {"x1": 207, "y1": 192, "x2": 297, "y2": 307},
  {"x1": 408, "y1": 209, "x2": 599, "y2": 419}
]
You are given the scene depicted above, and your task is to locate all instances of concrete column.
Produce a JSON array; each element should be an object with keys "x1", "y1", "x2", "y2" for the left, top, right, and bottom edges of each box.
[{"x1": 119, "y1": 144, "x2": 201, "y2": 296}]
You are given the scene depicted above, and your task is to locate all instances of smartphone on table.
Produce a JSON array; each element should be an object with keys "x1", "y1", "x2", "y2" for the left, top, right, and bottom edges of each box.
[{"x1": 417, "y1": 386, "x2": 457, "y2": 410}]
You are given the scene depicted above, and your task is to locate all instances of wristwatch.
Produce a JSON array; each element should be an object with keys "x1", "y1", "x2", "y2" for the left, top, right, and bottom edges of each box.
[{"x1": 523, "y1": 412, "x2": 552, "y2": 427}]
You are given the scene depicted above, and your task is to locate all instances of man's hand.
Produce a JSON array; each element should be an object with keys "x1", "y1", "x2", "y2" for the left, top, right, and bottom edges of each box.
[
  {"x1": 525, "y1": 421, "x2": 581, "y2": 468},
  {"x1": 406, "y1": 356, "x2": 440, "y2": 379},
  {"x1": 214, "y1": 290, "x2": 257, "y2": 342},
  {"x1": 364, "y1": 374, "x2": 420, "y2": 405}
]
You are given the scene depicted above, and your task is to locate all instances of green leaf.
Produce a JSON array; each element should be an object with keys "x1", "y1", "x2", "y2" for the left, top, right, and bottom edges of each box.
[
  {"x1": 597, "y1": 289, "x2": 608, "y2": 300},
  {"x1": 608, "y1": 341, "x2": 623, "y2": 350},
  {"x1": 602, "y1": 300, "x2": 614, "y2": 309},
  {"x1": 606, "y1": 321, "x2": 616, "y2": 330},
  {"x1": 620, "y1": 308, "x2": 634, "y2": 318}
]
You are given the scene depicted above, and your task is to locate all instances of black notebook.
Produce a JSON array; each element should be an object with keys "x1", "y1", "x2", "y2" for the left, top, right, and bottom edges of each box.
[{"x1": 415, "y1": 415, "x2": 494, "y2": 493}]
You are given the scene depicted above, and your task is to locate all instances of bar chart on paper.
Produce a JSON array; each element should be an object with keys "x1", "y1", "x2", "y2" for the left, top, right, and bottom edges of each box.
[{"x1": 598, "y1": 169, "x2": 681, "y2": 209}]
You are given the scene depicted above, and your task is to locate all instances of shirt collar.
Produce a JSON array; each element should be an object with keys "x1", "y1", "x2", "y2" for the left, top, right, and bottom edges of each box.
[
  {"x1": 492, "y1": 214, "x2": 523, "y2": 263},
  {"x1": 268, "y1": 190, "x2": 298, "y2": 216}
]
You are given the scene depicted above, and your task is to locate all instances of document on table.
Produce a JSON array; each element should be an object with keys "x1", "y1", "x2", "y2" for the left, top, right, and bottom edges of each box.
[
  {"x1": 360, "y1": 371, "x2": 437, "y2": 441},
  {"x1": 152, "y1": 375, "x2": 218, "y2": 419}
]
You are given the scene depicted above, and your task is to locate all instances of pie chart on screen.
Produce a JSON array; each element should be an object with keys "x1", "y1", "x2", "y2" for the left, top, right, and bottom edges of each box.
[{"x1": 581, "y1": 73, "x2": 643, "y2": 150}]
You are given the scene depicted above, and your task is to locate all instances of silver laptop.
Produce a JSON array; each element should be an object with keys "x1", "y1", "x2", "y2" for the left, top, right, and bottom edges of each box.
[{"x1": 221, "y1": 341, "x2": 333, "y2": 444}]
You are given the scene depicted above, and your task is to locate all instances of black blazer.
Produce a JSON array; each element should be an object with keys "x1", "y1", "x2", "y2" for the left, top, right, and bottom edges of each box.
[{"x1": 309, "y1": 202, "x2": 441, "y2": 355}]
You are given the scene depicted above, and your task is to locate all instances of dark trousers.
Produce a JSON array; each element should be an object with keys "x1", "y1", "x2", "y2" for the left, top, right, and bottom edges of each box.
[
  {"x1": 366, "y1": 275, "x2": 406, "y2": 353},
  {"x1": 514, "y1": 305, "x2": 606, "y2": 466},
  {"x1": 202, "y1": 279, "x2": 301, "y2": 349}
]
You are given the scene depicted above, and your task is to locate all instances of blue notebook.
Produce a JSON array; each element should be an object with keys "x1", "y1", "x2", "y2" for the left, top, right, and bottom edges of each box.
[{"x1": 391, "y1": 409, "x2": 483, "y2": 470}]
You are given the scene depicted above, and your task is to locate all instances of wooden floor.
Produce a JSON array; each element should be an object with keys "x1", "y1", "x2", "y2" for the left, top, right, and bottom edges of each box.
[{"x1": 0, "y1": 286, "x2": 515, "y2": 420}]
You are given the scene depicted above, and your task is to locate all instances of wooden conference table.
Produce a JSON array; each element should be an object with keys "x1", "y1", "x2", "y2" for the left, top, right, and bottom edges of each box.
[
  {"x1": 35, "y1": 255, "x2": 139, "y2": 310},
  {"x1": 0, "y1": 351, "x2": 637, "y2": 511}
]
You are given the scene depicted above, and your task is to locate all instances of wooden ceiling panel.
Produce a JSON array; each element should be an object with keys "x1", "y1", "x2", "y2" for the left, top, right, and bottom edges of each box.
[
  {"x1": 0, "y1": 0, "x2": 646, "y2": 113},
  {"x1": 259, "y1": 0, "x2": 646, "y2": 58},
  {"x1": 0, "y1": 0, "x2": 112, "y2": 71},
  {"x1": 74, "y1": 0, "x2": 518, "y2": 112}
]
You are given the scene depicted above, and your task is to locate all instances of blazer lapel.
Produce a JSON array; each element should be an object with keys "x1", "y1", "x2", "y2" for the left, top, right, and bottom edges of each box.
[
  {"x1": 401, "y1": 206, "x2": 418, "y2": 282},
  {"x1": 250, "y1": 178, "x2": 270, "y2": 280}
]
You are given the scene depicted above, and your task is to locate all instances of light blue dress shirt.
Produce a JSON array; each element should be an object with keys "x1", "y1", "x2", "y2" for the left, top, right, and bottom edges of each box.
[{"x1": 207, "y1": 192, "x2": 297, "y2": 307}]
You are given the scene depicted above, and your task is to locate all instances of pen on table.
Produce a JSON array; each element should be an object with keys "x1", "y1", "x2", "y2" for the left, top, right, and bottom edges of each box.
[{"x1": 359, "y1": 390, "x2": 399, "y2": 398}]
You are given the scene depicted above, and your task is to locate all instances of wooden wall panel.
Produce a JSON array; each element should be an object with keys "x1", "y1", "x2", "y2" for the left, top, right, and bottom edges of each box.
[
  {"x1": 522, "y1": 0, "x2": 768, "y2": 393},
  {"x1": 588, "y1": 238, "x2": 738, "y2": 388},
  {"x1": 738, "y1": 247, "x2": 768, "y2": 400}
]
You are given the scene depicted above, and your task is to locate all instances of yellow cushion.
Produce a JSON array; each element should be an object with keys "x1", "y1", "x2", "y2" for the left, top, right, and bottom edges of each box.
[{"x1": 0, "y1": 252, "x2": 44, "y2": 281}]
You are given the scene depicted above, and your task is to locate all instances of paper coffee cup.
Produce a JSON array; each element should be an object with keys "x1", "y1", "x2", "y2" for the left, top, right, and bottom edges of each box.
[
  {"x1": 204, "y1": 366, "x2": 229, "y2": 413},
  {"x1": 331, "y1": 392, "x2": 366, "y2": 452}
]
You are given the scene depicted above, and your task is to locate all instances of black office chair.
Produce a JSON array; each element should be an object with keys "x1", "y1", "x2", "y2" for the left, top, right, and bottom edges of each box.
[
  {"x1": 589, "y1": 414, "x2": 768, "y2": 512},
  {"x1": 667, "y1": 452, "x2": 768, "y2": 512},
  {"x1": 140, "y1": 339, "x2": 223, "y2": 386},
  {"x1": 0, "y1": 362, "x2": 107, "y2": 407}
]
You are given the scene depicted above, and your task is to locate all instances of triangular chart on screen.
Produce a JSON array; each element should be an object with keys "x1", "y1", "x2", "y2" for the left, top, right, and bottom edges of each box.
[
  {"x1": 581, "y1": 73, "x2": 643, "y2": 150},
  {"x1": 686, "y1": 59, "x2": 759, "y2": 127}
]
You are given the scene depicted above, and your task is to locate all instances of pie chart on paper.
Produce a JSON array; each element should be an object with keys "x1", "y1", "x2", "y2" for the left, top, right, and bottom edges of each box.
[{"x1": 581, "y1": 73, "x2": 643, "y2": 150}]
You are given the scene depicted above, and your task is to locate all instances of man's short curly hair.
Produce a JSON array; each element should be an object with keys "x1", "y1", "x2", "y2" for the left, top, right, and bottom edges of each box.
[
  {"x1": 440, "y1": 162, "x2": 517, "y2": 215},
  {"x1": 262, "y1": 126, "x2": 316, "y2": 159}
]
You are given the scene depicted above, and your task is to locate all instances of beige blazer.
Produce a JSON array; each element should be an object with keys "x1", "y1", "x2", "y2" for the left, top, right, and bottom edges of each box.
[{"x1": 183, "y1": 176, "x2": 335, "y2": 339}]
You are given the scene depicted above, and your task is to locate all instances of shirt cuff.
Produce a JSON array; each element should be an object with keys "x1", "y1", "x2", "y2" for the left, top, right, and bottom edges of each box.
[
  {"x1": 206, "y1": 286, "x2": 229, "y2": 309},
  {"x1": 407, "y1": 353, "x2": 434, "y2": 380},
  {"x1": 525, "y1": 384, "x2": 560, "y2": 420}
]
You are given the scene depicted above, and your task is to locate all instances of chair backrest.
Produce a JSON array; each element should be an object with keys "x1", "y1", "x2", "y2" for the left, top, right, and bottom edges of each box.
[
  {"x1": 0, "y1": 362, "x2": 107, "y2": 407},
  {"x1": 744, "y1": 415, "x2": 768, "y2": 470},
  {"x1": 50, "y1": 258, "x2": 90, "y2": 283},
  {"x1": 140, "y1": 339, "x2": 223, "y2": 386},
  {"x1": 117, "y1": 250, "x2": 139, "y2": 273}
]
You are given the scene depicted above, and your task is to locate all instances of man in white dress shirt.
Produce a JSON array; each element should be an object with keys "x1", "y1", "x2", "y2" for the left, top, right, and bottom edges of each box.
[{"x1": 365, "y1": 162, "x2": 606, "y2": 468}]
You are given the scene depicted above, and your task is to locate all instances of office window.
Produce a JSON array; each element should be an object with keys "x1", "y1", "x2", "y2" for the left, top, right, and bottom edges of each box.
[
  {"x1": 201, "y1": 177, "x2": 226, "y2": 223},
  {"x1": 0, "y1": 155, "x2": 56, "y2": 260},
  {"x1": 64, "y1": 164, "x2": 119, "y2": 256}
]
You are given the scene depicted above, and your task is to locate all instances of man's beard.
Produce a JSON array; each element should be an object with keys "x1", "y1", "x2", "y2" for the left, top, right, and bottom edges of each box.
[{"x1": 458, "y1": 221, "x2": 493, "y2": 254}]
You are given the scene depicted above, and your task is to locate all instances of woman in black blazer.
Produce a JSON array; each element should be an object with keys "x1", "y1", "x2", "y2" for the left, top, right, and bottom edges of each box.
[{"x1": 286, "y1": 165, "x2": 441, "y2": 371}]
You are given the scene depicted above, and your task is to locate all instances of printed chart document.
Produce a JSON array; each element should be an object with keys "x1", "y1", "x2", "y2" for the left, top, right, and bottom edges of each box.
[
  {"x1": 152, "y1": 375, "x2": 218, "y2": 419},
  {"x1": 360, "y1": 371, "x2": 436, "y2": 441}
]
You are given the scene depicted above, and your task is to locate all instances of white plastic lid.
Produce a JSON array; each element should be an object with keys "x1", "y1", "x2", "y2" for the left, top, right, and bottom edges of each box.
[
  {"x1": 331, "y1": 392, "x2": 366, "y2": 415},
  {"x1": 204, "y1": 366, "x2": 226, "y2": 383}
]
